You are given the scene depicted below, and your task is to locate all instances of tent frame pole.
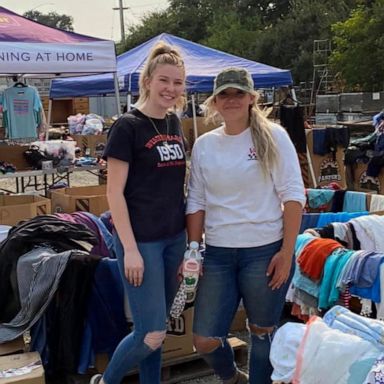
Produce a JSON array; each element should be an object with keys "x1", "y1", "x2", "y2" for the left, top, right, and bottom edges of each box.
[
  {"x1": 191, "y1": 93, "x2": 198, "y2": 142},
  {"x1": 114, "y1": 72, "x2": 121, "y2": 117},
  {"x1": 46, "y1": 99, "x2": 53, "y2": 141},
  {"x1": 127, "y1": 92, "x2": 132, "y2": 112}
]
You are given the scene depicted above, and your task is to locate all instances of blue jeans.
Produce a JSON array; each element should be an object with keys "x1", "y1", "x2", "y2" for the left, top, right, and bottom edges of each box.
[
  {"x1": 103, "y1": 230, "x2": 186, "y2": 384},
  {"x1": 193, "y1": 240, "x2": 293, "y2": 384}
]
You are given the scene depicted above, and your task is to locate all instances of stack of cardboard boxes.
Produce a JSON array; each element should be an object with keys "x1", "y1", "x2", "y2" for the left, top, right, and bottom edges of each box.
[{"x1": 0, "y1": 195, "x2": 51, "y2": 226}]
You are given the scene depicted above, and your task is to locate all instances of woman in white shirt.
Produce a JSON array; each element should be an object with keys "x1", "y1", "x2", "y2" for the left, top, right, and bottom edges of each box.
[{"x1": 186, "y1": 67, "x2": 306, "y2": 384}]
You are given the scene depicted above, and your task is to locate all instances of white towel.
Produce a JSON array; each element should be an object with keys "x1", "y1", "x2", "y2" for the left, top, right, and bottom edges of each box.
[
  {"x1": 370, "y1": 194, "x2": 384, "y2": 212},
  {"x1": 350, "y1": 215, "x2": 384, "y2": 252}
]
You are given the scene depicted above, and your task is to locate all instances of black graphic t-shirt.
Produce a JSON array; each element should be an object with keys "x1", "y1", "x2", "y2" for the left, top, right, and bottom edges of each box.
[{"x1": 103, "y1": 109, "x2": 186, "y2": 242}]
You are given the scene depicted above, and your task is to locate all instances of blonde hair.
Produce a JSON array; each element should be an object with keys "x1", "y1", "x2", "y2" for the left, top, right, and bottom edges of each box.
[
  {"x1": 137, "y1": 41, "x2": 186, "y2": 111},
  {"x1": 204, "y1": 91, "x2": 279, "y2": 176}
]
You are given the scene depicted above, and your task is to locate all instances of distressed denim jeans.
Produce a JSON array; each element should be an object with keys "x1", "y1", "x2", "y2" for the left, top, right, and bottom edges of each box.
[
  {"x1": 103, "y1": 230, "x2": 186, "y2": 384},
  {"x1": 193, "y1": 240, "x2": 293, "y2": 384}
]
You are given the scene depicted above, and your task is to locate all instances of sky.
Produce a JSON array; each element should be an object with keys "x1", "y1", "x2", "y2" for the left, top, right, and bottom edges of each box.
[{"x1": 2, "y1": 0, "x2": 170, "y2": 41}]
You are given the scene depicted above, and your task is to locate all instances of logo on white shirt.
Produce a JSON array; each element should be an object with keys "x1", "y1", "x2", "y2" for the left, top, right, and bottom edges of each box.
[{"x1": 248, "y1": 147, "x2": 258, "y2": 160}]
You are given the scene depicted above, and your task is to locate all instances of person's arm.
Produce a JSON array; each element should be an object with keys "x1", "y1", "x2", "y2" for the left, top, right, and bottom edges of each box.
[
  {"x1": 281, "y1": 200, "x2": 303, "y2": 255},
  {"x1": 186, "y1": 210, "x2": 205, "y2": 243},
  {"x1": 267, "y1": 200, "x2": 302, "y2": 290},
  {"x1": 268, "y1": 126, "x2": 306, "y2": 289},
  {"x1": 186, "y1": 140, "x2": 206, "y2": 243},
  {"x1": 107, "y1": 157, "x2": 144, "y2": 287}
]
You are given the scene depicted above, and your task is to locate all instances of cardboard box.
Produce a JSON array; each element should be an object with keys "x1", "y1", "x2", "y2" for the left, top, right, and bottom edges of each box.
[
  {"x1": 352, "y1": 162, "x2": 383, "y2": 194},
  {"x1": 50, "y1": 185, "x2": 108, "y2": 216},
  {"x1": 306, "y1": 129, "x2": 346, "y2": 188},
  {"x1": 0, "y1": 195, "x2": 51, "y2": 226},
  {"x1": 94, "y1": 354, "x2": 109, "y2": 374},
  {"x1": 181, "y1": 118, "x2": 216, "y2": 149},
  {"x1": 94, "y1": 307, "x2": 194, "y2": 373},
  {"x1": 0, "y1": 145, "x2": 32, "y2": 171},
  {"x1": 72, "y1": 134, "x2": 107, "y2": 157},
  {"x1": 0, "y1": 338, "x2": 25, "y2": 357},
  {"x1": 162, "y1": 307, "x2": 194, "y2": 360},
  {"x1": 0, "y1": 352, "x2": 45, "y2": 383},
  {"x1": 230, "y1": 307, "x2": 247, "y2": 332}
]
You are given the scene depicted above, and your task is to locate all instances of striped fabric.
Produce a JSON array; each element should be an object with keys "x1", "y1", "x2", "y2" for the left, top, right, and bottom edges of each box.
[{"x1": 0, "y1": 247, "x2": 84, "y2": 342}]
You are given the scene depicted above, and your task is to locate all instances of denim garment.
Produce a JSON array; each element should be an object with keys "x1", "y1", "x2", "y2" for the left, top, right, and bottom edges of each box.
[
  {"x1": 313, "y1": 128, "x2": 327, "y2": 155},
  {"x1": 299, "y1": 213, "x2": 320, "y2": 234},
  {"x1": 103, "y1": 230, "x2": 186, "y2": 384},
  {"x1": 0, "y1": 247, "x2": 72, "y2": 342},
  {"x1": 193, "y1": 240, "x2": 293, "y2": 384},
  {"x1": 77, "y1": 258, "x2": 128, "y2": 374}
]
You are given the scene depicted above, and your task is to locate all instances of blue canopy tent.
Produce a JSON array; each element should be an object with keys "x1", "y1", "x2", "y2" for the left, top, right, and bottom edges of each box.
[{"x1": 50, "y1": 33, "x2": 292, "y2": 98}]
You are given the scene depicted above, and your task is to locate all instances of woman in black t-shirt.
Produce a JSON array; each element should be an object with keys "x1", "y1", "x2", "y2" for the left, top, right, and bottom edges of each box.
[{"x1": 91, "y1": 42, "x2": 187, "y2": 384}]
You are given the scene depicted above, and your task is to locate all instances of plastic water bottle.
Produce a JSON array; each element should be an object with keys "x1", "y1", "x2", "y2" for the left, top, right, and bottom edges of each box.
[{"x1": 183, "y1": 241, "x2": 203, "y2": 303}]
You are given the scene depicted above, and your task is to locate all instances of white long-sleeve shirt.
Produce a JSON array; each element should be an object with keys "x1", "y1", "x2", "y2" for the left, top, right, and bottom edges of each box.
[{"x1": 186, "y1": 124, "x2": 306, "y2": 247}]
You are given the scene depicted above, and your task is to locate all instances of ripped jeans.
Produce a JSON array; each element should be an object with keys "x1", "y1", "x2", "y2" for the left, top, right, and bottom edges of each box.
[
  {"x1": 103, "y1": 231, "x2": 186, "y2": 384},
  {"x1": 193, "y1": 240, "x2": 293, "y2": 384}
]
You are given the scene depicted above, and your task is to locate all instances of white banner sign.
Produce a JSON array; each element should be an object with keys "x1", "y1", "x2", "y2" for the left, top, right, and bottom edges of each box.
[{"x1": 0, "y1": 41, "x2": 116, "y2": 74}]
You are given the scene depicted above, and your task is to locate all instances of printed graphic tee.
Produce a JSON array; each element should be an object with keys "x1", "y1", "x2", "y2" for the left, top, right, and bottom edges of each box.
[
  {"x1": 103, "y1": 109, "x2": 186, "y2": 242},
  {"x1": 3, "y1": 86, "x2": 42, "y2": 139}
]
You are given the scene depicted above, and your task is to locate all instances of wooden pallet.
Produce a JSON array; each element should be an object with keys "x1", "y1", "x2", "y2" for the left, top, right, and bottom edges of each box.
[{"x1": 122, "y1": 337, "x2": 248, "y2": 384}]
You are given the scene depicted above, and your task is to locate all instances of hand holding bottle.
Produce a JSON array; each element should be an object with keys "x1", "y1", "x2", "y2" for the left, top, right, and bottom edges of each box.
[{"x1": 182, "y1": 241, "x2": 203, "y2": 303}]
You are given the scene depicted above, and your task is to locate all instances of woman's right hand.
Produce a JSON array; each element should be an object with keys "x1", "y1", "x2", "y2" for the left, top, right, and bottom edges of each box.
[{"x1": 124, "y1": 248, "x2": 144, "y2": 287}]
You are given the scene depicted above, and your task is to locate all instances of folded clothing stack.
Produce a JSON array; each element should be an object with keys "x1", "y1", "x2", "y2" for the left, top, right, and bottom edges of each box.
[{"x1": 0, "y1": 161, "x2": 16, "y2": 173}]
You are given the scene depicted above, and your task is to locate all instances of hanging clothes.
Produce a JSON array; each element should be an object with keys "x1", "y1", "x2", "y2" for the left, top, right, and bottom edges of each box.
[
  {"x1": 279, "y1": 102, "x2": 307, "y2": 153},
  {"x1": 2, "y1": 83, "x2": 42, "y2": 139},
  {"x1": 367, "y1": 116, "x2": 384, "y2": 177},
  {"x1": 313, "y1": 125, "x2": 350, "y2": 158}
]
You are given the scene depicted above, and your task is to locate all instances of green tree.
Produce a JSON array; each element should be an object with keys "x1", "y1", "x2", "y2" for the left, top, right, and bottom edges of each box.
[
  {"x1": 119, "y1": 0, "x2": 359, "y2": 86},
  {"x1": 122, "y1": 0, "x2": 292, "y2": 53},
  {"x1": 119, "y1": 10, "x2": 176, "y2": 54},
  {"x1": 253, "y1": 0, "x2": 359, "y2": 83},
  {"x1": 23, "y1": 10, "x2": 74, "y2": 32},
  {"x1": 330, "y1": 0, "x2": 384, "y2": 91},
  {"x1": 202, "y1": 10, "x2": 262, "y2": 59}
]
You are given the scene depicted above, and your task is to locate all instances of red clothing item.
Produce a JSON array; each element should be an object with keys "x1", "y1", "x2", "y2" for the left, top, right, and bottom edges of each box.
[
  {"x1": 291, "y1": 302, "x2": 310, "y2": 323},
  {"x1": 297, "y1": 238, "x2": 343, "y2": 280}
]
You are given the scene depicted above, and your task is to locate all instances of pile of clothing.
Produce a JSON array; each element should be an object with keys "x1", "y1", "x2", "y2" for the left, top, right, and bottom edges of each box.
[
  {"x1": 0, "y1": 160, "x2": 16, "y2": 173},
  {"x1": 271, "y1": 306, "x2": 384, "y2": 384},
  {"x1": 345, "y1": 111, "x2": 384, "y2": 179},
  {"x1": 289, "y1": 214, "x2": 384, "y2": 320},
  {"x1": 0, "y1": 212, "x2": 115, "y2": 378},
  {"x1": 67, "y1": 113, "x2": 104, "y2": 135}
]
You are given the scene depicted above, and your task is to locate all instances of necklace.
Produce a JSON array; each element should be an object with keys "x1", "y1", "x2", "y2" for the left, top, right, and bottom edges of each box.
[{"x1": 147, "y1": 115, "x2": 169, "y2": 146}]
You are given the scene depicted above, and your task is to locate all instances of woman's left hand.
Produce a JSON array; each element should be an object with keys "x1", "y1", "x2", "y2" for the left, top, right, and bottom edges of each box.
[{"x1": 266, "y1": 249, "x2": 293, "y2": 290}]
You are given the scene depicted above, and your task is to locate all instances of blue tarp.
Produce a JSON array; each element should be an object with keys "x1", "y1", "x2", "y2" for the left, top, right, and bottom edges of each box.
[{"x1": 50, "y1": 33, "x2": 293, "y2": 98}]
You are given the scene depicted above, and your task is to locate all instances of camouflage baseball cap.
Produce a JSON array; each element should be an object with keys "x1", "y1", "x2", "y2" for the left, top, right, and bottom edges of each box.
[{"x1": 213, "y1": 67, "x2": 254, "y2": 96}]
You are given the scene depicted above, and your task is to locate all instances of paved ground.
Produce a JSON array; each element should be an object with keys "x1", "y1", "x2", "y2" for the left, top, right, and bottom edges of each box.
[{"x1": 0, "y1": 167, "x2": 101, "y2": 194}]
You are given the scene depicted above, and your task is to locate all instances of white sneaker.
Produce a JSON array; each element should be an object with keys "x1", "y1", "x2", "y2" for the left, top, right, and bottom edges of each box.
[{"x1": 90, "y1": 374, "x2": 102, "y2": 384}]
